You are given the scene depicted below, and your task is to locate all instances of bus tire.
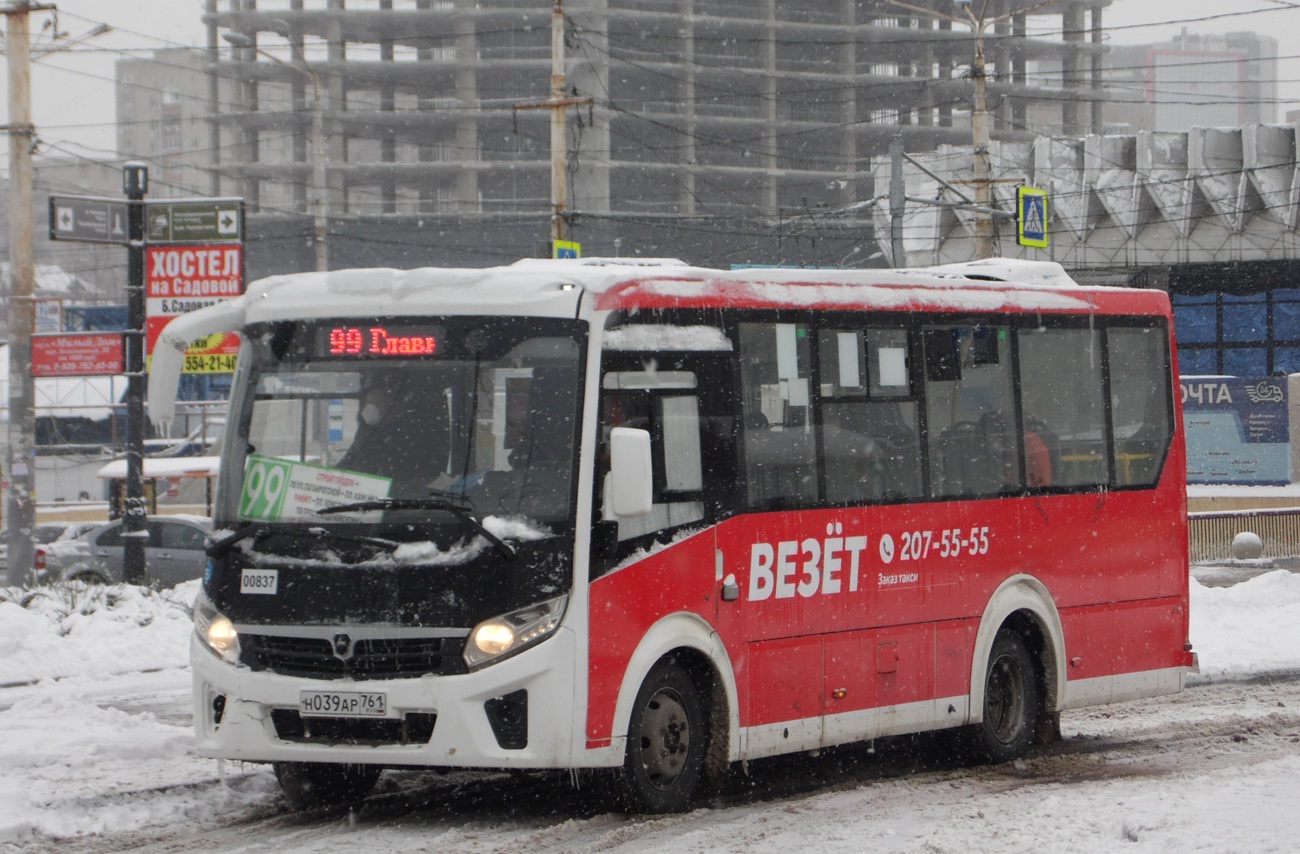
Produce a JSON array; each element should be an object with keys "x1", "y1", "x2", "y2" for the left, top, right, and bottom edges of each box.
[
  {"x1": 274, "y1": 761, "x2": 381, "y2": 809},
  {"x1": 619, "y1": 658, "x2": 707, "y2": 813},
  {"x1": 973, "y1": 631, "x2": 1040, "y2": 764}
]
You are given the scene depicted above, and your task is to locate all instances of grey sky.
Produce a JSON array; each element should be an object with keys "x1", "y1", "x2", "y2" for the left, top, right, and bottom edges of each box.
[{"x1": 2, "y1": 1, "x2": 1298, "y2": 166}]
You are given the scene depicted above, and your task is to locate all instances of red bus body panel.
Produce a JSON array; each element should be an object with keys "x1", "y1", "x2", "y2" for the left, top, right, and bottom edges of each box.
[{"x1": 586, "y1": 272, "x2": 1190, "y2": 748}]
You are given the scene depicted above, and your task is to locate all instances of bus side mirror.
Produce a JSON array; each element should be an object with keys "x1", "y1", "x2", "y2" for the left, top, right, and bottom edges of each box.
[{"x1": 609, "y1": 427, "x2": 653, "y2": 518}]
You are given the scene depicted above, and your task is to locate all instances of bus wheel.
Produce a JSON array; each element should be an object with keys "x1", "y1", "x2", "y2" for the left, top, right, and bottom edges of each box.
[
  {"x1": 274, "y1": 761, "x2": 381, "y2": 809},
  {"x1": 620, "y1": 659, "x2": 706, "y2": 813},
  {"x1": 974, "y1": 631, "x2": 1041, "y2": 764}
]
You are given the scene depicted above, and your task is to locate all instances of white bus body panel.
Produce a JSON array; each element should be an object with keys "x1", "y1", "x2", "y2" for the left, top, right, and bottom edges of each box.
[{"x1": 192, "y1": 628, "x2": 583, "y2": 769}]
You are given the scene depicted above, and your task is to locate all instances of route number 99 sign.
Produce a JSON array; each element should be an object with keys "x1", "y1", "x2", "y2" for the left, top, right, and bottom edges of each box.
[{"x1": 238, "y1": 455, "x2": 392, "y2": 523}]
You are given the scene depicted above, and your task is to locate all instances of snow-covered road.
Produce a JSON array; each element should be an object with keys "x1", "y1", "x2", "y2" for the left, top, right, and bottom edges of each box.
[{"x1": 5, "y1": 570, "x2": 1300, "y2": 853}]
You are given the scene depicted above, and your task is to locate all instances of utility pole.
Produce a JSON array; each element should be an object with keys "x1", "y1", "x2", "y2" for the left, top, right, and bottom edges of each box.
[
  {"x1": 122, "y1": 163, "x2": 148, "y2": 585},
  {"x1": 514, "y1": 0, "x2": 591, "y2": 252},
  {"x1": 4, "y1": 2, "x2": 53, "y2": 586},
  {"x1": 968, "y1": 10, "x2": 994, "y2": 260},
  {"x1": 889, "y1": 135, "x2": 906, "y2": 265},
  {"x1": 885, "y1": 0, "x2": 1060, "y2": 260}
]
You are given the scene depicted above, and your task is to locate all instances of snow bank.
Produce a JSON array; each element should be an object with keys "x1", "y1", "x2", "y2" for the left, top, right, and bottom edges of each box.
[
  {"x1": 1188, "y1": 569, "x2": 1300, "y2": 681},
  {"x1": 0, "y1": 581, "x2": 197, "y2": 687}
]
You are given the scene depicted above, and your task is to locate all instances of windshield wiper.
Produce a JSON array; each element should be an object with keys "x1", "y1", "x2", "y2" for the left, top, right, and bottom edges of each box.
[
  {"x1": 206, "y1": 522, "x2": 272, "y2": 558},
  {"x1": 317, "y1": 498, "x2": 517, "y2": 561},
  {"x1": 207, "y1": 523, "x2": 400, "y2": 560}
]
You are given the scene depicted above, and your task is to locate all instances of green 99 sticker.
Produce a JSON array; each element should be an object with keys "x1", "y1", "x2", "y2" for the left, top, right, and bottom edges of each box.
[{"x1": 240, "y1": 455, "x2": 292, "y2": 521}]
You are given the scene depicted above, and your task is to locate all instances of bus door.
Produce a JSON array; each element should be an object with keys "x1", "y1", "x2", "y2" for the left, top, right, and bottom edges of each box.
[
  {"x1": 590, "y1": 347, "x2": 738, "y2": 741},
  {"x1": 721, "y1": 321, "x2": 932, "y2": 748},
  {"x1": 717, "y1": 321, "x2": 830, "y2": 748}
]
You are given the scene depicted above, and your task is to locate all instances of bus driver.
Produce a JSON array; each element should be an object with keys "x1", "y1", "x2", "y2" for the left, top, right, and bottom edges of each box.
[{"x1": 336, "y1": 376, "x2": 445, "y2": 497}]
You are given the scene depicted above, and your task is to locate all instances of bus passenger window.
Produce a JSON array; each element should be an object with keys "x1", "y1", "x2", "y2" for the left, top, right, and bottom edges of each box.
[
  {"x1": 660, "y1": 396, "x2": 704, "y2": 493},
  {"x1": 598, "y1": 376, "x2": 706, "y2": 542},
  {"x1": 740, "y1": 322, "x2": 816, "y2": 509},
  {"x1": 1018, "y1": 326, "x2": 1105, "y2": 488},
  {"x1": 1108, "y1": 326, "x2": 1173, "y2": 486},
  {"x1": 924, "y1": 325, "x2": 1017, "y2": 497},
  {"x1": 818, "y1": 328, "x2": 922, "y2": 503}
]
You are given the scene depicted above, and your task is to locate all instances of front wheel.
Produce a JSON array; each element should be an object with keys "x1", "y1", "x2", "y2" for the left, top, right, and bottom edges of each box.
[
  {"x1": 972, "y1": 631, "x2": 1041, "y2": 764},
  {"x1": 619, "y1": 659, "x2": 707, "y2": 813},
  {"x1": 274, "y1": 761, "x2": 381, "y2": 809}
]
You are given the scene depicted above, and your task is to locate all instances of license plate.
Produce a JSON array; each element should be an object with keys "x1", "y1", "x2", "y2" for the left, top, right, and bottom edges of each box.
[{"x1": 299, "y1": 690, "x2": 388, "y2": 718}]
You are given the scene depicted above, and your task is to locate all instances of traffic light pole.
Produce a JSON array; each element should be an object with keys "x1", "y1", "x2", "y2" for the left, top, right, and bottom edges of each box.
[{"x1": 122, "y1": 164, "x2": 149, "y2": 585}]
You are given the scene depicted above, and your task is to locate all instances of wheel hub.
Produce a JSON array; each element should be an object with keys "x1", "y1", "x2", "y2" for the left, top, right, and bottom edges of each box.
[{"x1": 638, "y1": 688, "x2": 690, "y2": 789}]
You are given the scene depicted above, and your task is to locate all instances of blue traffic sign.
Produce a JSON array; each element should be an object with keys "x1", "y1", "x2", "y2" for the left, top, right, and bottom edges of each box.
[{"x1": 1017, "y1": 187, "x2": 1048, "y2": 249}]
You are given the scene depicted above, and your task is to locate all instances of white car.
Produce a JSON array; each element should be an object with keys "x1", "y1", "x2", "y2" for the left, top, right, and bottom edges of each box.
[
  {"x1": 37, "y1": 515, "x2": 212, "y2": 587},
  {"x1": 0, "y1": 521, "x2": 98, "y2": 580}
]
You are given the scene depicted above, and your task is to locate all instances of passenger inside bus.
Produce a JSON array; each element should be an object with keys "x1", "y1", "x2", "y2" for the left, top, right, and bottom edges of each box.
[{"x1": 1022, "y1": 414, "x2": 1058, "y2": 488}]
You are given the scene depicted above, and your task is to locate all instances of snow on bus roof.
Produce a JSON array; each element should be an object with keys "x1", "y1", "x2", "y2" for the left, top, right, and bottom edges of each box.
[
  {"x1": 240, "y1": 266, "x2": 596, "y2": 322},
  {"x1": 234, "y1": 257, "x2": 1150, "y2": 325},
  {"x1": 922, "y1": 258, "x2": 1079, "y2": 286},
  {"x1": 593, "y1": 265, "x2": 1099, "y2": 313}
]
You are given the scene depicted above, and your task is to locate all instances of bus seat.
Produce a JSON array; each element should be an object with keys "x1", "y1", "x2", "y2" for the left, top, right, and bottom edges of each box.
[{"x1": 936, "y1": 420, "x2": 999, "y2": 495}]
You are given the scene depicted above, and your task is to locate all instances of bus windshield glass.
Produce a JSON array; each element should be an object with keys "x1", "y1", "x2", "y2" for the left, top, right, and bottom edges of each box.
[{"x1": 219, "y1": 317, "x2": 585, "y2": 559}]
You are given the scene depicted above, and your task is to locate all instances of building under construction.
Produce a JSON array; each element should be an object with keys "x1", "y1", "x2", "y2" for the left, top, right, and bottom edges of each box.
[{"x1": 203, "y1": 0, "x2": 1109, "y2": 269}]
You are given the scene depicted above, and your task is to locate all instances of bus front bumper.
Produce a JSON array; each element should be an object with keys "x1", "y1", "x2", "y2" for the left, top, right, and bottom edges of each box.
[{"x1": 190, "y1": 627, "x2": 579, "y2": 769}]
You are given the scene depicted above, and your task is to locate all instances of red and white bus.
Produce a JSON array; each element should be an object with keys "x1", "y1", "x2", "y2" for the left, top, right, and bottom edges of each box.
[{"x1": 149, "y1": 258, "x2": 1194, "y2": 812}]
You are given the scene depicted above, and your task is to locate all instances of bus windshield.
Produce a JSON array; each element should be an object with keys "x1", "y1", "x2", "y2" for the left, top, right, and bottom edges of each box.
[{"x1": 219, "y1": 317, "x2": 585, "y2": 562}]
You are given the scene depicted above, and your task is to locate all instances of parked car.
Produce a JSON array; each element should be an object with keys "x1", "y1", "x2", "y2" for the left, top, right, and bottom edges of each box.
[
  {"x1": 0, "y1": 521, "x2": 100, "y2": 579},
  {"x1": 36, "y1": 515, "x2": 213, "y2": 587}
]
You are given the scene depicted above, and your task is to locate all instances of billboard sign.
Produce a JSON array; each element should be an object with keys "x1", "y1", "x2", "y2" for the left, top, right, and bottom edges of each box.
[
  {"x1": 1181, "y1": 376, "x2": 1289, "y2": 485},
  {"x1": 32, "y1": 333, "x2": 124, "y2": 377},
  {"x1": 34, "y1": 298, "x2": 63, "y2": 334},
  {"x1": 145, "y1": 244, "x2": 243, "y2": 371}
]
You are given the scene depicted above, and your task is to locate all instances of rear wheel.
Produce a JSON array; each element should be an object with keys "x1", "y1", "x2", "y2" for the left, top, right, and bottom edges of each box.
[
  {"x1": 619, "y1": 659, "x2": 707, "y2": 813},
  {"x1": 274, "y1": 761, "x2": 381, "y2": 809},
  {"x1": 973, "y1": 631, "x2": 1041, "y2": 764}
]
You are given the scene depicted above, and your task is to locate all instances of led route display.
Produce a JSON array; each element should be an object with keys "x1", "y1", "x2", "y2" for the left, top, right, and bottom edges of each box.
[{"x1": 321, "y1": 325, "x2": 443, "y2": 358}]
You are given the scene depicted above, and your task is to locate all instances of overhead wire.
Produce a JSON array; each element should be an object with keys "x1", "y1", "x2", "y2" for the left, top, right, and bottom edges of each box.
[{"x1": 15, "y1": 2, "x2": 1300, "y2": 270}]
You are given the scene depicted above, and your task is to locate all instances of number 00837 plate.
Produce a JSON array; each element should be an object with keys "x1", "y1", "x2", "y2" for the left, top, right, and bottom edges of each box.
[{"x1": 300, "y1": 690, "x2": 388, "y2": 718}]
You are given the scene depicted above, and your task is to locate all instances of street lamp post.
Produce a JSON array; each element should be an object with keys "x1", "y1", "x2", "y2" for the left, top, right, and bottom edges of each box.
[{"x1": 223, "y1": 28, "x2": 327, "y2": 272}]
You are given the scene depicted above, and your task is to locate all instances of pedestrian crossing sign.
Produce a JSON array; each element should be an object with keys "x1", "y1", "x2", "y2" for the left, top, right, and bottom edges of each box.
[
  {"x1": 1017, "y1": 187, "x2": 1048, "y2": 249},
  {"x1": 552, "y1": 240, "x2": 581, "y2": 259}
]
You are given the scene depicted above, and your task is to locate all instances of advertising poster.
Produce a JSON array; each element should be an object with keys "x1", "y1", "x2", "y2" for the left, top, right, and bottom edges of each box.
[
  {"x1": 145, "y1": 244, "x2": 243, "y2": 372},
  {"x1": 32, "y1": 333, "x2": 124, "y2": 376},
  {"x1": 1181, "y1": 376, "x2": 1289, "y2": 485}
]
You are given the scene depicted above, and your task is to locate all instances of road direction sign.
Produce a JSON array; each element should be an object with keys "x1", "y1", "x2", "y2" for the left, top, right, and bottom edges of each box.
[
  {"x1": 146, "y1": 199, "x2": 243, "y2": 244},
  {"x1": 48, "y1": 195, "x2": 130, "y2": 244}
]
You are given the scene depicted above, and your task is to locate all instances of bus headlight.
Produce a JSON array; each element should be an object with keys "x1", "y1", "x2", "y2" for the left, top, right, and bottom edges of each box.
[
  {"x1": 193, "y1": 593, "x2": 242, "y2": 665},
  {"x1": 464, "y1": 595, "x2": 567, "y2": 670}
]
